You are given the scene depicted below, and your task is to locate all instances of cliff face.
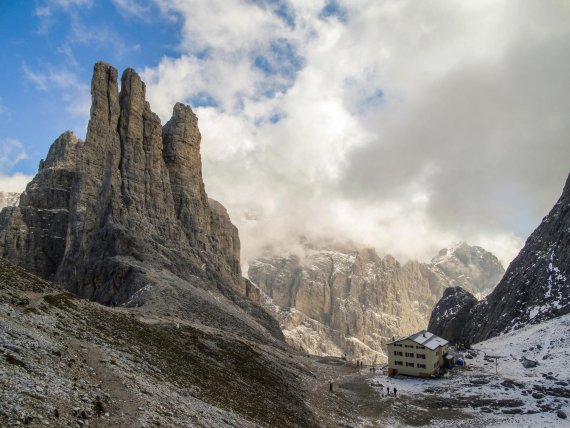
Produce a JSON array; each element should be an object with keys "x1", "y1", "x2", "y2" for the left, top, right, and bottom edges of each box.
[
  {"x1": 427, "y1": 287, "x2": 478, "y2": 345},
  {"x1": 0, "y1": 62, "x2": 278, "y2": 340},
  {"x1": 0, "y1": 131, "x2": 80, "y2": 280},
  {"x1": 429, "y1": 173, "x2": 570, "y2": 345},
  {"x1": 248, "y1": 243, "x2": 504, "y2": 362}
]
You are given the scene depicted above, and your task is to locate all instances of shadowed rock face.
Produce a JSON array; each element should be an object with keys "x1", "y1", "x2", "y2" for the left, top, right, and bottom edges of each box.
[
  {"x1": 248, "y1": 242, "x2": 503, "y2": 361},
  {"x1": 0, "y1": 131, "x2": 80, "y2": 279},
  {"x1": 429, "y1": 173, "x2": 570, "y2": 345},
  {"x1": 0, "y1": 62, "x2": 279, "y2": 339},
  {"x1": 427, "y1": 287, "x2": 478, "y2": 345}
]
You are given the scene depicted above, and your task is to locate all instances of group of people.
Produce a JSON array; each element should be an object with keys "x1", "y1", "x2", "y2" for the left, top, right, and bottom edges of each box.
[
  {"x1": 367, "y1": 366, "x2": 399, "y2": 397},
  {"x1": 385, "y1": 386, "x2": 397, "y2": 397}
]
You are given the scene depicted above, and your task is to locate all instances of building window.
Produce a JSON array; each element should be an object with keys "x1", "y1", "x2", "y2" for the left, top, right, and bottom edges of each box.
[
  {"x1": 394, "y1": 351, "x2": 403, "y2": 356},
  {"x1": 418, "y1": 364, "x2": 426, "y2": 369},
  {"x1": 405, "y1": 362, "x2": 414, "y2": 367},
  {"x1": 405, "y1": 344, "x2": 414, "y2": 348},
  {"x1": 395, "y1": 361, "x2": 403, "y2": 366},
  {"x1": 416, "y1": 345, "x2": 425, "y2": 349},
  {"x1": 417, "y1": 354, "x2": 426, "y2": 359},
  {"x1": 395, "y1": 343, "x2": 403, "y2": 347},
  {"x1": 405, "y1": 352, "x2": 414, "y2": 358}
]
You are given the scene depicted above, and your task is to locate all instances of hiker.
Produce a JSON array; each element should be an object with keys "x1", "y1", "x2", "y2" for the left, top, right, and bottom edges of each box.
[
  {"x1": 93, "y1": 396, "x2": 105, "y2": 416},
  {"x1": 386, "y1": 386, "x2": 390, "y2": 395},
  {"x1": 394, "y1": 387, "x2": 397, "y2": 397}
]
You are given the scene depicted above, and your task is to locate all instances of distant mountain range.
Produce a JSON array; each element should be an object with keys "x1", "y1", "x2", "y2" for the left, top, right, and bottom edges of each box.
[
  {"x1": 429, "y1": 173, "x2": 570, "y2": 345},
  {"x1": 248, "y1": 241, "x2": 504, "y2": 362}
]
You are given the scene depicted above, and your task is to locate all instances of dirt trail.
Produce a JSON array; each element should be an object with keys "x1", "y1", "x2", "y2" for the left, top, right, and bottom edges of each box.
[{"x1": 68, "y1": 339, "x2": 143, "y2": 427}]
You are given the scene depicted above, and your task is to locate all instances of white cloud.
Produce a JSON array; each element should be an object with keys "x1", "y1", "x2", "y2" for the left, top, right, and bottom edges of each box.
[
  {"x1": 0, "y1": 173, "x2": 33, "y2": 193},
  {"x1": 22, "y1": 64, "x2": 90, "y2": 117},
  {"x1": 68, "y1": 17, "x2": 140, "y2": 59},
  {"x1": 34, "y1": 0, "x2": 93, "y2": 17},
  {"x1": 112, "y1": 0, "x2": 153, "y2": 20},
  {"x1": 0, "y1": 139, "x2": 29, "y2": 173},
  {"x1": 22, "y1": 63, "x2": 49, "y2": 91},
  {"x1": 141, "y1": 0, "x2": 569, "y2": 266}
]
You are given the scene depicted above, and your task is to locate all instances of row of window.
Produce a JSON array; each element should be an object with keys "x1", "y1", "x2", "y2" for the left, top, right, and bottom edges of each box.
[
  {"x1": 393, "y1": 351, "x2": 426, "y2": 359},
  {"x1": 393, "y1": 343, "x2": 426, "y2": 349},
  {"x1": 394, "y1": 361, "x2": 427, "y2": 369}
]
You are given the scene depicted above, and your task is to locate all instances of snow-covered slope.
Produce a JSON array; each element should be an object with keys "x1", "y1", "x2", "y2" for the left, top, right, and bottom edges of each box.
[{"x1": 368, "y1": 313, "x2": 570, "y2": 427}]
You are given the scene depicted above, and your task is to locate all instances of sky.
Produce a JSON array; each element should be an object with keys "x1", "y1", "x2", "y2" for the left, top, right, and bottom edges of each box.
[{"x1": 1, "y1": 0, "x2": 569, "y2": 267}]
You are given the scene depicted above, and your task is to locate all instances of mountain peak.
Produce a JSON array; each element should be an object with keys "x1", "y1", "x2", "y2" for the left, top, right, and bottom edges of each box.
[{"x1": 0, "y1": 62, "x2": 279, "y2": 339}]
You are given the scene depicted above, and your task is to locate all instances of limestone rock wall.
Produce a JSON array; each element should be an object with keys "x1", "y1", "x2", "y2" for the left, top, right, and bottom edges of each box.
[{"x1": 248, "y1": 243, "x2": 504, "y2": 362}]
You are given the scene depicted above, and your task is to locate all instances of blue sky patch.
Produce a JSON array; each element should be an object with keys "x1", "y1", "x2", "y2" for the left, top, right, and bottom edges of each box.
[
  {"x1": 250, "y1": 0, "x2": 296, "y2": 28},
  {"x1": 320, "y1": 1, "x2": 348, "y2": 23},
  {"x1": 253, "y1": 39, "x2": 304, "y2": 78},
  {"x1": 190, "y1": 92, "x2": 219, "y2": 109},
  {"x1": 252, "y1": 38, "x2": 304, "y2": 99}
]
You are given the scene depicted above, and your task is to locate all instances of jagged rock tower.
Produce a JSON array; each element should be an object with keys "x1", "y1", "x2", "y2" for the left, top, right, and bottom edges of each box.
[{"x1": 0, "y1": 62, "x2": 256, "y2": 314}]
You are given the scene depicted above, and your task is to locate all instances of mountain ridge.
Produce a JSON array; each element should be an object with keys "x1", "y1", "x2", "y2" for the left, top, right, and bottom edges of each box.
[
  {"x1": 248, "y1": 241, "x2": 504, "y2": 361},
  {"x1": 429, "y1": 173, "x2": 570, "y2": 344}
]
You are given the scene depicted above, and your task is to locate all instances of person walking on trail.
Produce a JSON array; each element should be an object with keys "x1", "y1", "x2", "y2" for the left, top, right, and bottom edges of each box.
[
  {"x1": 386, "y1": 386, "x2": 390, "y2": 396},
  {"x1": 394, "y1": 387, "x2": 397, "y2": 397}
]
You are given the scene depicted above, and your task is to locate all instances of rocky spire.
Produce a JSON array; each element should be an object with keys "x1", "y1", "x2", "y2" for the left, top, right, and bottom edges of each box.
[
  {"x1": 0, "y1": 62, "x2": 249, "y2": 315},
  {"x1": 86, "y1": 62, "x2": 120, "y2": 143},
  {"x1": 163, "y1": 102, "x2": 211, "y2": 248}
]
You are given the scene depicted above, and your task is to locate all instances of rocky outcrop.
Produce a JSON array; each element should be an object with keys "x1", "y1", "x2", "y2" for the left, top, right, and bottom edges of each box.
[
  {"x1": 248, "y1": 242, "x2": 503, "y2": 362},
  {"x1": 427, "y1": 287, "x2": 478, "y2": 345},
  {"x1": 0, "y1": 62, "x2": 280, "y2": 341},
  {"x1": 0, "y1": 131, "x2": 80, "y2": 279},
  {"x1": 429, "y1": 173, "x2": 570, "y2": 345},
  {"x1": 0, "y1": 192, "x2": 20, "y2": 210}
]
